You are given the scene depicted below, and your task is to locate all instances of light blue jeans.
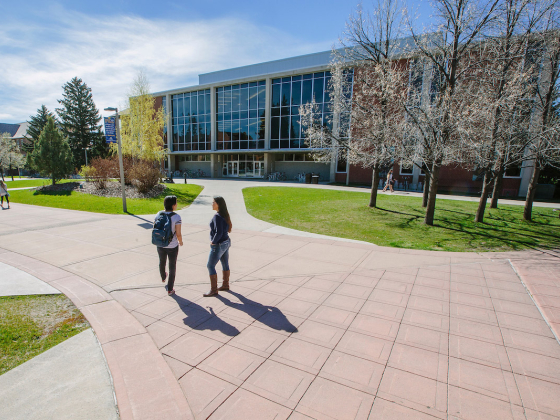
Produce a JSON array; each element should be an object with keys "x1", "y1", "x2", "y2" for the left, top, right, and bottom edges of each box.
[{"x1": 207, "y1": 238, "x2": 230, "y2": 275}]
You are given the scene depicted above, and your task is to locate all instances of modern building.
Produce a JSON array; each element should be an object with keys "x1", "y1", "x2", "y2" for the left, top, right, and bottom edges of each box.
[{"x1": 153, "y1": 47, "x2": 539, "y2": 197}]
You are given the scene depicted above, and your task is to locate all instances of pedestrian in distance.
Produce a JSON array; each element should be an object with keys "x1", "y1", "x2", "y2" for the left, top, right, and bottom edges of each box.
[
  {"x1": 204, "y1": 196, "x2": 232, "y2": 297},
  {"x1": 0, "y1": 181, "x2": 10, "y2": 209},
  {"x1": 152, "y1": 195, "x2": 183, "y2": 296},
  {"x1": 382, "y1": 169, "x2": 395, "y2": 193}
]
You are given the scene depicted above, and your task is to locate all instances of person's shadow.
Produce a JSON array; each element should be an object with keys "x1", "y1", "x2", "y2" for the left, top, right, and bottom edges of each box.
[{"x1": 217, "y1": 290, "x2": 298, "y2": 333}]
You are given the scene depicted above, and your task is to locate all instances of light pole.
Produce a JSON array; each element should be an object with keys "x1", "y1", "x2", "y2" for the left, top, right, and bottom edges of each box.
[
  {"x1": 84, "y1": 147, "x2": 90, "y2": 166},
  {"x1": 104, "y1": 107, "x2": 127, "y2": 212}
]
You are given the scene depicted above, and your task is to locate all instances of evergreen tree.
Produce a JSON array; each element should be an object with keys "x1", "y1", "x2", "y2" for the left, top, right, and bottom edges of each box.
[
  {"x1": 28, "y1": 117, "x2": 74, "y2": 185},
  {"x1": 56, "y1": 77, "x2": 103, "y2": 169},
  {"x1": 24, "y1": 105, "x2": 56, "y2": 154}
]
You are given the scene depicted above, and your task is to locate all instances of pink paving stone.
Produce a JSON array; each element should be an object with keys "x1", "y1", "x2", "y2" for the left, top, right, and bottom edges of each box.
[
  {"x1": 260, "y1": 281, "x2": 300, "y2": 296},
  {"x1": 179, "y1": 368, "x2": 237, "y2": 420},
  {"x1": 323, "y1": 293, "x2": 365, "y2": 313},
  {"x1": 415, "y1": 276, "x2": 450, "y2": 290},
  {"x1": 449, "y1": 335, "x2": 511, "y2": 371},
  {"x1": 307, "y1": 305, "x2": 356, "y2": 329},
  {"x1": 270, "y1": 337, "x2": 332, "y2": 375},
  {"x1": 407, "y1": 296, "x2": 450, "y2": 316},
  {"x1": 163, "y1": 355, "x2": 193, "y2": 380},
  {"x1": 447, "y1": 385, "x2": 526, "y2": 420},
  {"x1": 276, "y1": 276, "x2": 311, "y2": 287},
  {"x1": 380, "y1": 271, "x2": 417, "y2": 284},
  {"x1": 486, "y1": 279, "x2": 527, "y2": 292},
  {"x1": 449, "y1": 318, "x2": 504, "y2": 345},
  {"x1": 530, "y1": 284, "x2": 560, "y2": 297},
  {"x1": 333, "y1": 283, "x2": 373, "y2": 299},
  {"x1": 449, "y1": 282, "x2": 489, "y2": 296},
  {"x1": 161, "y1": 332, "x2": 223, "y2": 366},
  {"x1": 489, "y1": 288, "x2": 534, "y2": 304},
  {"x1": 288, "y1": 412, "x2": 315, "y2": 420},
  {"x1": 164, "y1": 306, "x2": 214, "y2": 331},
  {"x1": 450, "y1": 292, "x2": 494, "y2": 309},
  {"x1": 110, "y1": 289, "x2": 157, "y2": 311},
  {"x1": 368, "y1": 289, "x2": 410, "y2": 307},
  {"x1": 501, "y1": 328, "x2": 560, "y2": 359},
  {"x1": 131, "y1": 311, "x2": 158, "y2": 327},
  {"x1": 450, "y1": 304, "x2": 498, "y2": 325},
  {"x1": 450, "y1": 274, "x2": 487, "y2": 286},
  {"x1": 515, "y1": 374, "x2": 560, "y2": 418},
  {"x1": 385, "y1": 266, "x2": 420, "y2": 275},
  {"x1": 540, "y1": 306, "x2": 560, "y2": 324},
  {"x1": 208, "y1": 388, "x2": 292, "y2": 420},
  {"x1": 242, "y1": 359, "x2": 315, "y2": 409},
  {"x1": 296, "y1": 377, "x2": 375, "y2": 420},
  {"x1": 244, "y1": 290, "x2": 285, "y2": 307},
  {"x1": 192, "y1": 315, "x2": 249, "y2": 344},
  {"x1": 369, "y1": 398, "x2": 443, "y2": 419},
  {"x1": 492, "y1": 299, "x2": 544, "y2": 319},
  {"x1": 349, "y1": 314, "x2": 400, "y2": 341},
  {"x1": 80, "y1": 300, "x2": 146, "y2": 344},
  {"x1": 255, "y1": 309, "x2": 305, "y2": 334},
  {"x1": 495, "y1": 312, "x2": 555, "y2": 337},
  {"x1": 411, "y1": 285, "x2": 449, "y2": 301},
  {"x1": 146, "y1": 320, "x2": 187, "y2": 349},
  {"x1": 335, "y1": 331, "x2": 393, "y2": 363},
  {"x1": 417, "y1": 269, "x2": 450, "y2": 281},
  {"x1": 402, "y1": 308, "x2": 450, "y2": 333},
  {"x1": 276, "y1": 297, "x2": 319, "y2": 318},
  {"x1": 377, "y1": 367, "x2": 447, "y2": 419},
  {"x1": 228, "y1": 324, "x2": 286, "y2": 357},
  {"x1": 396, "y1": 324, "x2": 448, "y2": 355},
  {"x1": 343, "y1": 273, "x2": 381, "y2": 288},
  {"x1": 102, "y1": 333, "x2": 193, "y2": 420},
  {"x1": 313, "y1": 272, "x2": 349, "y2": 282},
  {"x1": 387, "y1": 343, "x2": 448, "y2": 382},
  {"x1": 375, "y1": 279, "x2": 414, "y2": 294},
  {"x1": 319, "y1": 350, "x2": 384, "y2": 395},
  {"x1": 304, "y1": 277, "x2": 341, "y2": 292},
  {"x1": 198, "y1": 345, "x2": 265, "y2": 386},
  {"x1": 533, "y1": 294, "x2": 560, "y2": 309},
  {"x1": 294, "y1": 319, "x2": 346, "y2": 348},
  {"x1": 49, "y1": 275, "x2": 111, "y2": 308},
  {"x1": 359, "y1": 300, "x2": 405, "y2": 321},
  {"x1": 135, "y1": 298, "x2": 180, "y2": 319},
  {"x1": 448, "y1": 358, "x2": 521, "y2": 405},
  {"x1": 506, "y1": 347, "x2": 560, "y2": 385},
  {"x1": 288, "y1": 287, "x2": 331, "y2": 304}
]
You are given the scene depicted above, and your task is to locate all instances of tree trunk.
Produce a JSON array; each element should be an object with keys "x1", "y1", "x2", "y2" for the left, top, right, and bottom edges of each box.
[
  {"x1": 475, "y1": 173, "x2": 492, "y2": 223},
  {"x1": 422, "y1": 173, "x2": 430, "y2": 208},
  {"x1": 369, "y1": 164, "x2": 380, "y2": 208},
  {"x1": 52, "y1": 176, "x2": 56, "y2": 186},
  {"x1": 490, "y1": 169, "x2": 504, "y2": 209},
  {"x1": 523, "y1": 165, "x2": 541, "y2": 221},
  {"x1": 424, "y1": 163, "x2": 440, "y2": 226}
]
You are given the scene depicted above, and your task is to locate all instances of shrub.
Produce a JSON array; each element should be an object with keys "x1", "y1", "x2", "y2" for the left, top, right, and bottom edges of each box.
[
  {"x1": 79, "y1": 165, "x2": 97, "y2": 182},
  {"x1": 130, "y1": 160, "x2": 161, "y2": 194},
  {"x1": 90, "y1": 157, "x2": 118, "y2": 189}
]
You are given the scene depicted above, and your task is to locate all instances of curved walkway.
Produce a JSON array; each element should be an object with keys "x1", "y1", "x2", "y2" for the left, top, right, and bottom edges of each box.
[{"x1": 0, "y1": 185, "x2": 559, "y2": 419}]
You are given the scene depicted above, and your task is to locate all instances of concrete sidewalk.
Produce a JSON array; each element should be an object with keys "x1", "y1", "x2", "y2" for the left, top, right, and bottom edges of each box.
[{"x1": 0, "y1": 261, "x2": 60, "y2": 296}]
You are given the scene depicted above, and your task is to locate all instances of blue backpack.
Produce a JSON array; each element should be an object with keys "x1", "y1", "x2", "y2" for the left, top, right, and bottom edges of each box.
[{"x1": 152, "y1": 212, "x2": 176, "y2": 247}]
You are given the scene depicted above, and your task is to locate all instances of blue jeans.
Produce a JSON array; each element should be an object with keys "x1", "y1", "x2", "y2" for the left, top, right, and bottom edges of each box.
[{"x1": 207, "y1": 238, "x2": 230, "y2": 275}]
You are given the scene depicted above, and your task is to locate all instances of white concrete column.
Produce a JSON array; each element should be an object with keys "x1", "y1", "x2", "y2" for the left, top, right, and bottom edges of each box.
[
  {"x1": 211, "y1": 154, "x2": 218, "y2": 179},
  {"x1": 166, "y1": 93, "x2": 172, "y2": 156},
  {"x1": 210, "y1": 86, "x2": 216, "y2": 152}
]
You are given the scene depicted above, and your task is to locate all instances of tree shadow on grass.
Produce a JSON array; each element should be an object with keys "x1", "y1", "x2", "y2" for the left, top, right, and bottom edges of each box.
[{"x1": 32, "y1": 190, "x2": 72, "y2": 196}]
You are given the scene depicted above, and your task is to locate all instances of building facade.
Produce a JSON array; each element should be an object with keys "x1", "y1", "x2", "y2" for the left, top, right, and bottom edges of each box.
[{"x1": 154, "y1": 49, "x2": 533, "y2": 197}]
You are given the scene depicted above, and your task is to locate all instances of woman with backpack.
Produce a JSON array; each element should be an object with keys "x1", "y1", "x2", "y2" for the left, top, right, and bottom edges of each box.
[
  {"x1": 204, "y1": 196, "x2": 232, "y2": 297},
  {"x1": 0, "y1": 181, "x2": 9, "y2": 209},
  {"x1": 153, "y1": 195, "x2": 183, "y2": 296}
]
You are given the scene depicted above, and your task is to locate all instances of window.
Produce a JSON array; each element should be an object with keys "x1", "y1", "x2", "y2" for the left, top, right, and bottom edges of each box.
[
  {"x1": 336, "y1": 151, "x2": 347, "y2": 172},
  {"x1": 400, "y1": 165, "x2": 413, "y2": 175},
  {"x1": 408, "y1": 59, "x2": 423, "y2": 105},
  {"x1": 216, "y1": 81, "x2": 266, "y2": 150},
  {"x1": 270, "y1": 70, "x2": 352, "y2": 150},
  {"x1": 505, "y1": 165, "x2": 522, "y2": 178},
  {"x1": 172, "y1": 89, "x2": 211, "y2": 152}
]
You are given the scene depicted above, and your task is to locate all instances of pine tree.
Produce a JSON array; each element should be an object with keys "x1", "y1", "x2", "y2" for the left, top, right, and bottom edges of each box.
[
  {"x1": 28, "y1": 117, "x2": 74, "y2": 185},
  {"x1": 56, "y1": 77, "x2": 103, "y2": 169},
  {"x1": 24, "y1": 105, "x2": 56, "y2": 154}
]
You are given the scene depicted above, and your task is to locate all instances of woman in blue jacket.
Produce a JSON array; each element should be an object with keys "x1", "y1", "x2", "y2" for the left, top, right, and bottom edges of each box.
[{"x1": 204, "y1": 196, "x2": 232, "y2": 297}]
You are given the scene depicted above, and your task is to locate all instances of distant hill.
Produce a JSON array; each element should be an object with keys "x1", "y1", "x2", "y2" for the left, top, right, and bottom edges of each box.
[{"x1": 0, "y1": 123, "x2": 22, "y2": 137}]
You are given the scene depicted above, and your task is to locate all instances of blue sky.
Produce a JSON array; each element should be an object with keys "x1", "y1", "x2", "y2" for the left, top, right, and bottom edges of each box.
[{"x1": 0, "y1": 0, "x2": 433, "y2": 124}]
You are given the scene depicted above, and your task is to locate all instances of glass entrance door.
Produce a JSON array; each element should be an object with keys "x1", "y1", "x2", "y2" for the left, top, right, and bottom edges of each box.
[
  {"x1": 227, "y1": 161, "x2": 239, "y2": 177},
  {"x1": 254, "y1": 162, "x2": 263, "y2": 177}
]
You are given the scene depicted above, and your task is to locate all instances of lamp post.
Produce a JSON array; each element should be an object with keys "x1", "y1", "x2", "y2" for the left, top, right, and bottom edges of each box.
[
  {"x1": 84, "y1": 147, "x2": 90, "y2": 166},
  {"x1": 104, "y1": 107, "x2": 127, "y2": 212}
]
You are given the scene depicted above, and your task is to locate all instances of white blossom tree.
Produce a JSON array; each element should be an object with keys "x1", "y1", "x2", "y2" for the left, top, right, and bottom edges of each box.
[{"x1": 0, "y1": 133, "x2": 26, "y2": 181}]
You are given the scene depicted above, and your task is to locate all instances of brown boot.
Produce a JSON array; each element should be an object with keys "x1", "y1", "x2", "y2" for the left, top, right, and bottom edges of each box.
[
  {"x1": 217, "y1": 270, "x2": 230, "y2": 291},
  {"x1": 203, "y1": 274, "x2": 219, "y2": 297}
]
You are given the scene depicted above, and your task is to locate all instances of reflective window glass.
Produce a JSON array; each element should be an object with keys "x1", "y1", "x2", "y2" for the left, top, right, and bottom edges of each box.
[
  {"x1": 184, "y1": 95, "x2": 191, "y2": 116},
  {"x1": 258, "y1": 87, "x2": 266, "y2": 108},
  {"x1": 232, "y1": 89, "x2": 240, "y2": 112},
  {"x1": 224, "y1": 90, "x2": 231, "y2": 112},
  {"x1": 290, "y1": 116, "x2": 301, "y2": 139},
  {"x1": 272, "y1": 84, "x2": 281, "y2": 108},
  {"x1": 248, "y1": 119, "x2": 258, "y2": 140},
  {"x1": 205, "y1": 93, "x2": 211, "y2": 114},
  {"x1": 280, "y1": 116, "x2": 290, "y2": 139},
  {"x1": 313, "y1": 78, "x2": 324, "y2": 103},
  {"x1": 271, "y1": 117, "x2": 280, "y2": 139},
  {"x1": 281, "y1": 82, "x2": 290, "y2": 106},
  {"x1": 240, "y1": 88, "x2": 249, "y2": 111},
  {"x1": 177, "y1": 97, "x2": 184, "y2": 118},
  {"x1": 190, "y1": 95, "x2": 197, "y2": 116},
  {"x1": 217, "y1": 92, "x2": 224, "y2": 113},
  {"x1": 302, "y1": 80, "x2": 313, "y2": 104},
  {"x1": 249, "y1": 87, "x2": 258, "y2": 109},
  {"x1": 291, "y1": 81, "x2": 302, "y2": 105}
]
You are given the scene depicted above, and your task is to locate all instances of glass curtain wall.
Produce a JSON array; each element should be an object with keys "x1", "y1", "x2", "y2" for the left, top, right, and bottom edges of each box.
[
  {"x1": 172, "y1": 89, "x2": 211, "y2": 152},
  {"x1": 270, "y1": 71, "x2": 335, "y2": 149},
  {"x1": 216, "y1": 81, "x2": 266, "y2": 150}
]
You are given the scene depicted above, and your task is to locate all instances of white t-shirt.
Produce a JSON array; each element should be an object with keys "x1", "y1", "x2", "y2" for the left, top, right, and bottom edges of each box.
[{"x1": 155, "y1": 211, "x2": 182, "y2": 248}]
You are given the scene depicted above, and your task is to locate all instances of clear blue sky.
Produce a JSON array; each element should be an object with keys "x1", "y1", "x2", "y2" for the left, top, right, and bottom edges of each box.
[{"x1": 0, "y1": 0, "x2": 433, "y2": 124}]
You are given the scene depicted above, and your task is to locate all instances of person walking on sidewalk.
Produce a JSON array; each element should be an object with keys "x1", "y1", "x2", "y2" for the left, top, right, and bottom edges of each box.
[
  {"x1": 0, "y1": 181, "x2": 10, "y2": 209},
  {"x1": 154, "y1": 195, "x2": 183, "y2": 296},
  {"x1": 382, "y1": 169, "x2": 394, "y2": 193},
  {"x1": 204, "y1": 196, "x2": 232, "y2": 297}
]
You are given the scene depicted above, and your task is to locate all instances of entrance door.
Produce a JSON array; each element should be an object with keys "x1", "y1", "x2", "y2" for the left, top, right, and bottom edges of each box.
[
  {"x1": 227, "y1": 161, "x2": 239, "y2": 177},
  {"x1": 254, "y1": 162, "x2": 264, "y2": 178}
]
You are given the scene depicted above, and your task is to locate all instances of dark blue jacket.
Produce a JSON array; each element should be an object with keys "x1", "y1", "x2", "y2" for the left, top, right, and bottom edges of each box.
[{"x1": 210, "y1": 213, "x2": 230, "y2": 244}]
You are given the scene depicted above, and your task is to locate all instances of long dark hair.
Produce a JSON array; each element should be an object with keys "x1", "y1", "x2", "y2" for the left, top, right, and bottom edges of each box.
[{"x1": 214, "y1": 196, "x2": 232, "y2": 232}]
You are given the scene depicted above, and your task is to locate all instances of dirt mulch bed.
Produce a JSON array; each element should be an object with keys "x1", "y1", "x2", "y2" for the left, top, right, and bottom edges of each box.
[{"x1": 37, "y1": 181, "x2": 166, "y2": 199}]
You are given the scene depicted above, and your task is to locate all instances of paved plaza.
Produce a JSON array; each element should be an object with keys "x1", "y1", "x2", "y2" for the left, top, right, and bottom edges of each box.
[{"x1": 0, "y1": 180, "x2": 559, "y2": 420}]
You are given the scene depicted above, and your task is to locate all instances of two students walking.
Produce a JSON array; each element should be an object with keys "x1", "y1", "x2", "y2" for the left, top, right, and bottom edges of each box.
[
  {"x1": 0, "y1": 181, "x2": 10, "y2": 209},
  {"x1": 153, "y1": 195, "x2": 232, "y2": 297}
]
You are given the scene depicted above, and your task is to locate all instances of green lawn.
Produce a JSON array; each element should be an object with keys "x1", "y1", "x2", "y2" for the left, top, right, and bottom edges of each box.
[
  {"x1": 0, "y1": 295, "x2": 89, "y2": 375},
  {"x1": 243, "y1": 187, "x2": 560, "y2": 252},
  {"x1": 8, "y1": 183, "x2": 203, "y2": 215},
  {"x1": 4, "y1": 179, "x2": 73, "y2": 189}
]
